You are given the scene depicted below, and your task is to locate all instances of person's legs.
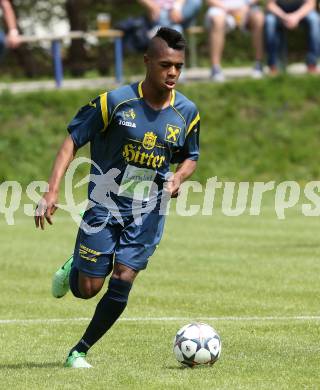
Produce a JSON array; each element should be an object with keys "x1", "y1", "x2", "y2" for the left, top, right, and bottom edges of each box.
[
  {"x1": 157, "y1": 9, "x2": 173, "y2": 27},
  {"x1": 66, "y1": 263, "x2": 136, "y2": 366},
  {"x1": 182, "y1": 0, "x2": 202, "y2": 28},
  {"x1": 265, "y1": 12, "x2": 282, "y2": 69},
  {"x1": 65, "y1": 211, "x2": 165, "y2": 368},
  {"x1": 207, "y1": 8, "x2": 228, "y2": 80},
  {"x1": 75, "y1": 264, "x2": 136, "y2": 348},
  {"x1": 67, "y1": 212, "x2": 120, "y2": 300},
  {"x1": 248, "y1": 8, "x2": 264, "y2": 62},
  {"x1": 64, "y1": 218, "x2": 121, "y2": 368},
  {"x1": 52, "y1": 211, "x2": 89, "y2": 299},
  {"x1": 69, "y1": 267, "x2": 106, "y2": 299},
  {"x1": 149, "y1": 9, "x2": 184, "y2": 34},
  {"x1": 210, "y1": 13, "x2": 226, "y2": 68},
  {"x1": 52, "y1": 222, "x2": 114, "y2": 298},
  {"x1": 301, "y1": 10, "x2": 320, "y2": 69},
  {"x1": 247, "y1": 8, "x2": 265, "y2": 77}
]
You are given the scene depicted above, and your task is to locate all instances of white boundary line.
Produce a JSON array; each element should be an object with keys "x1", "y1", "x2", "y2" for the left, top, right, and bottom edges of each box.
[{"x1": 1, "y1": 316, "x2": 320, "y2": 325}]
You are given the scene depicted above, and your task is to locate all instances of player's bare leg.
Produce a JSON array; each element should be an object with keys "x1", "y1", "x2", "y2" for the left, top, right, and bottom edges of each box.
[{"x1": 77, "y1": 272, "x2": 106, "y2": 299}]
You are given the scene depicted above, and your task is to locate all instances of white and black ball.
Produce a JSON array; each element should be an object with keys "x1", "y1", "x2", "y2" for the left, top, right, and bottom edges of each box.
[{"x1": 173, "y1": 322, "x2": 221, "y2": 367}]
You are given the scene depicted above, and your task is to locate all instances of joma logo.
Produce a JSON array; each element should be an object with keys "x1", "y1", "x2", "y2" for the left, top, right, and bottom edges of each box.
[{"x1": 119, "y1": 120, "x2": 136, "y2": 128}]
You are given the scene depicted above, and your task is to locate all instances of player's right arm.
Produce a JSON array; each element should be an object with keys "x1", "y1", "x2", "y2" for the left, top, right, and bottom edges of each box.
[
  {"x1": 35, "y1": 135, "x2": 77, "y2": 230},
  {"x1": 35, "y1": 93, "x2": 109, "y2": 229}
]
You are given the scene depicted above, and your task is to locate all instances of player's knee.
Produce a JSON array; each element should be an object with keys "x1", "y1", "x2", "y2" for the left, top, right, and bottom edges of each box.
[
  {"x1": 112, "y1": 263, "x2": 138, "y2": 283},
  {"x1": 78, "y1": 283, "x2": 101, "y2": 299},
  {"x1": 77, "y1": 289, "x2": 93, "y2": 299},
  {"x1": 79, "y1": 276, "x2": 104, "y2": 299},
  {"x1": 106, "y1": 277, "x2": 133, "y2": 303},
  {"x1": 251, "y1": 11, "x2": 264, "y2": 28},
  {"x1": 69, "y1": 267, "x2": 103, "y2": 299},
  {"x1": 265, "y1": 13, "x2": 277, "y2": 30},
  {"x1": 211, "y1": 14, "x2": 226, "y2": 30}
]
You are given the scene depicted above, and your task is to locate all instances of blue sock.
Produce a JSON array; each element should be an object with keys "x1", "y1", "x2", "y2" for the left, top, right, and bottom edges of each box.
[{"x1": 70, "y1": 277, "x2": 132, "y2": 355}]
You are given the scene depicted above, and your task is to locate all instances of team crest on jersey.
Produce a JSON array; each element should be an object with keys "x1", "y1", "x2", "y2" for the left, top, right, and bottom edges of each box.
[
  {"x1": 142, "y1": 132, "x2": 157, "y2": 150},
  {"x1": 122, "y1": 109, "x2": 136, "y2": 120},
  {"x1": 165, "y1": 124, "x2": 181, "y2": 143}
]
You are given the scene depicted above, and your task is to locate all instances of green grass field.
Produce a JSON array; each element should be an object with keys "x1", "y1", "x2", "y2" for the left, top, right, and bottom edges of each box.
[
  {"x1": 1, "y1": 198, "x2": 320, "y2": 389},
  {"x1": 1, "y1": 76, "x2": 320, "y2": 388}
]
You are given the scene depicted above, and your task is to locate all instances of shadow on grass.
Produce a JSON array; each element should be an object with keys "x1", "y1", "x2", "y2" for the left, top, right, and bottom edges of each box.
[
  {"x1": 166, "y1": 365, "x2": 210, "y2": 370},
  {"x1": 165, "y1": 365, "x2": 187, "y2": 370},
  {"x1": 0, "y1": 362, "x2": 62, "y2": 369}
]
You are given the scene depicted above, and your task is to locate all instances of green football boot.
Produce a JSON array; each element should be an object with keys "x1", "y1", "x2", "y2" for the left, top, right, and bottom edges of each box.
[
  {"x1": 51, "y1": 255, "x2": 73, "y2": 298},
  {"x1": 64, "y1": 351, "x2": 92, "y2": 368}
]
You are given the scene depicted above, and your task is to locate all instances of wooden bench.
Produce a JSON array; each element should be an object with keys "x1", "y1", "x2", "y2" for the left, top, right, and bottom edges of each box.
[{"x1": 20, "y1": 29, "x2": 124, "y2": 88}]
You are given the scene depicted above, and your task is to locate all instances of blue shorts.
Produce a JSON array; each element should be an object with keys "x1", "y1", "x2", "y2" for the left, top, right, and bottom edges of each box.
[{"x1": 72, "y1": 210, "x2": 166, "y2": 277}]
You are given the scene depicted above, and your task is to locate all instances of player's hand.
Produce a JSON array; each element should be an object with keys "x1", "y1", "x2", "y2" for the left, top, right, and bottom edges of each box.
[
  {"x1": 165, "y1": 173, "x2": 182, "y2": 198},
  {"x1": 6, "y1": 29, "x2": 21, "y2": 49},
  {"x1": 34, "y1": 191, "x2": 58, "y2": 230},
  {"x1": 283, "y1": 14, "x2": 300, "y2": 29}
]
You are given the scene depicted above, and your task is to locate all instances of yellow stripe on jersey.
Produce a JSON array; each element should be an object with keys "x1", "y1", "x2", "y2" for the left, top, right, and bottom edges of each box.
[
  {"x1": 100, "y1": 92, "x2": 108, "y2": 131},
  {"x1": 170, "y1": 90, "x2": 175, "y2": 106},
  {"x1": 187, "y1": 112, "x2": 200, "y2": 135},
  {"x1": 138, "y1": 81, "x2": 143, "y2": 98}
]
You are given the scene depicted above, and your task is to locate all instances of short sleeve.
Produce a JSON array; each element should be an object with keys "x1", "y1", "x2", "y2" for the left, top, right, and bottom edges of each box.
[
  {"x1": 67, "y1": 94, "x2": 108, "y2": 148},
  {"x1": 171, "y1": 112, "x2": 200, "y2": 164}
]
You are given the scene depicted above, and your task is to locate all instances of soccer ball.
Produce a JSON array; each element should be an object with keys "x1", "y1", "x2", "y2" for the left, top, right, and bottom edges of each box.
[{"x1": 173, "y1": 322, "x2": 221, "y2": 367}]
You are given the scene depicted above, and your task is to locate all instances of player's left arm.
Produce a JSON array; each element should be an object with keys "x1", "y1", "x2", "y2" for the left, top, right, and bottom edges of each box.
[
  {"x1": 167, "y1": 159, "x2": 197, "y2": 198},
  {"x1": 167, "y1": 109, "x2": 200, "y2": 197}
]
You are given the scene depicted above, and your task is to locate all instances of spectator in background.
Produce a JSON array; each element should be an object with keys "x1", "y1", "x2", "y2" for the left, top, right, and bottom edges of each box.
[
  {"x1": 0, "y1": 0, "x2": 20, "y2": 58},
  {"x1": 206, "y1": 0, "x2": 264, "y2": 81},
  {"x1": 265, "y1": 0, "x2": 320, "y2": 73},
  {"x1": 138, "y1": 0, "x2": 203, "y2": 33}
]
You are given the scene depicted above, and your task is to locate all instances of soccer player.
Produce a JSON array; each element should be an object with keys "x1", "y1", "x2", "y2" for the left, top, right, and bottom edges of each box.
[{"x1": 35, "y1": 27, "x2": 200, "y2": 368}]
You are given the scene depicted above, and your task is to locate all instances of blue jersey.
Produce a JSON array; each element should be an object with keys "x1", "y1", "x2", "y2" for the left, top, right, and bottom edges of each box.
[{"x1": 68, "y1": 81, "x2": 200, "y2": 218}]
